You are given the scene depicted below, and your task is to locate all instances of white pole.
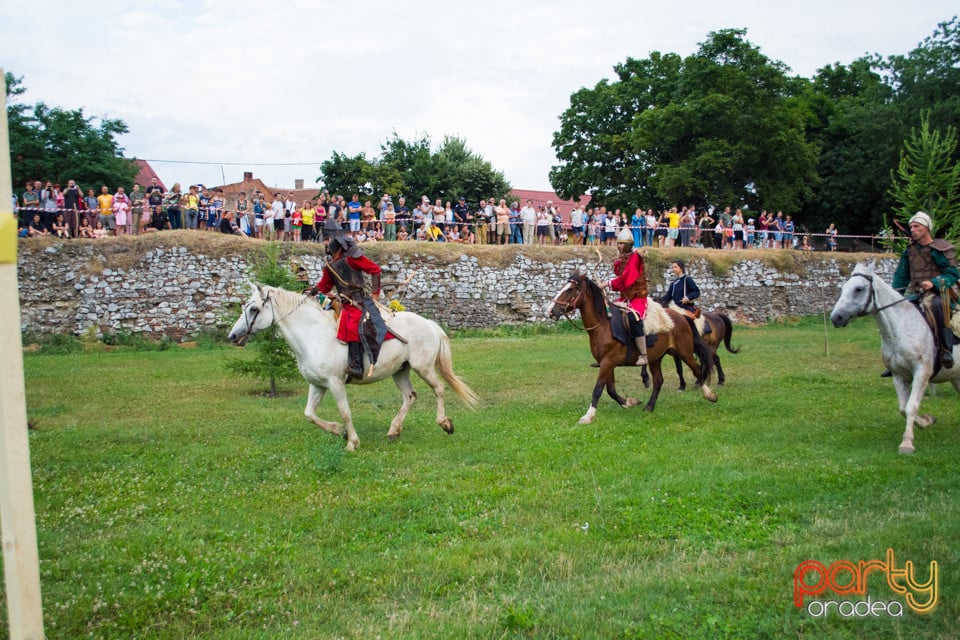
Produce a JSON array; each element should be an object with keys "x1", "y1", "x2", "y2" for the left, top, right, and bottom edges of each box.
[{"x1": 0, "y1": 69, "x2": 46, "y2": 639}]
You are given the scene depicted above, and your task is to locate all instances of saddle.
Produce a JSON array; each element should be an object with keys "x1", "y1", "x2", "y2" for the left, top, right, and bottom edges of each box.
[{"x1": 607, "y1": 304, "x2": 655, "y2": 367}]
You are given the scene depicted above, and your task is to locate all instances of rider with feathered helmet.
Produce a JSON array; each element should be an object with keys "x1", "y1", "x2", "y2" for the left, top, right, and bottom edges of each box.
[
  {"x1": 310, "y1": 220, "x2": 382, "y2": 379},
  {"x1": 603, "y1": 226, "x2": 649, "y2": 365}
]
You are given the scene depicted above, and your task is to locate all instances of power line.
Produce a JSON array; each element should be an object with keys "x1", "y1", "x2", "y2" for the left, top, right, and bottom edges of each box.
[{"x1": 140, "y1": 159, "x2": 322, "y2": 167}]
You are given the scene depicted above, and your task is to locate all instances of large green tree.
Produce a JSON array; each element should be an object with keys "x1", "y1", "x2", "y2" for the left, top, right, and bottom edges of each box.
[
  {"x1": 803, "y1": 17, "x2": 960, "y2": 234},
  {"x1": 5, "y1": 72, "x2": 138, "y2": 192},
  {"x1": 551, "y1": 30, "x2": 819, "y2": 213},
  {"x1": 888, "y1": 112, "x2": 960, "y2": 238},
  {"x1": 317, "y1": 133, "x2": 510, "y2": 205}
]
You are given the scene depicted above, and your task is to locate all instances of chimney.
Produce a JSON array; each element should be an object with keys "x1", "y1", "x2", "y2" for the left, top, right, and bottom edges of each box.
[
  {"x1": 243, "y1": 171, "x2": 253, "y2": 182},
  {"x1": 295, "y1": 179, "x2": 304, "y2": 190}
]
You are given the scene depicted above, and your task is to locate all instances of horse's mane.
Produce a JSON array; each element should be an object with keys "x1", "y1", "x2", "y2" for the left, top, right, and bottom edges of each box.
[
  {"x1": 263, "y1": 286, "x2": 336, "y2": 327},
  {"x1": 580, "y1": 274, "x2": 609, "y2": 323}
]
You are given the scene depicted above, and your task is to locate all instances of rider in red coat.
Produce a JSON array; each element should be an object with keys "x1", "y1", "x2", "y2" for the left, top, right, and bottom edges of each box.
[
  {"x1": 605, "y1": 227, "x2": 649, "y2": 365},
  {"x1": 311, "y1": 234, "x2": 381, "y2": 378}
]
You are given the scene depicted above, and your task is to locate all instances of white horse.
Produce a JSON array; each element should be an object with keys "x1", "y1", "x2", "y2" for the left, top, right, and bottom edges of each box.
[
  {"x1": 228, "y1": 284, "x2": 479, "y2": 450},
  {"x1": 830, "y1": 262, "x2": 960, "y2": 454}
]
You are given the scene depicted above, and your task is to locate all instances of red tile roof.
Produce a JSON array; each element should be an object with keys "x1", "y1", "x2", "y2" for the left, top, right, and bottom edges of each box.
[
  {"x1": 214, "y1": 172, "x2": 324, "y2": 209},
  {"x1": 509, "y1": 189, "x2": 591, "y2": 214},
  {"x1": 132, "y1": 160, "x2": 166, "y2": 191}
]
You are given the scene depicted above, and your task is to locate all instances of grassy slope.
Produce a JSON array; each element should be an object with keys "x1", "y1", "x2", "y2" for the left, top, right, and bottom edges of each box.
[{"x1": 13, "y1": 319, "x2": 960, "y2": 639}]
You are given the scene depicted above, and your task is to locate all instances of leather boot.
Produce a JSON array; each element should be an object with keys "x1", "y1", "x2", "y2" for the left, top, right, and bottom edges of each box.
[
  {"x1": 938, "y1": 326, "x2": 954, "y2": 368},
  {"x1": 634, "y1": 336, "x2": 648, "y2": 366},
  {"x1": 346, "y1": 342, "x2": 364, "y2": 379}
]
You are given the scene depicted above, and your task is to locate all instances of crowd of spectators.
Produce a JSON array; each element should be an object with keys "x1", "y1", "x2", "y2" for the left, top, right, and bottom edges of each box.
[{"x1": 12, "y1": 178, "x2": 841, "y2": 251}]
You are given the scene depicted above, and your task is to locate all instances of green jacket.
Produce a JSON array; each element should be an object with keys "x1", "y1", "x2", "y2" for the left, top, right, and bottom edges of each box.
[{"x1": 892, "y1": 239, "x2": 959, "y2": 294}]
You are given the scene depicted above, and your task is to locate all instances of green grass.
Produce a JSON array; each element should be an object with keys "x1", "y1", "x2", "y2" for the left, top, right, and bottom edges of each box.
[{"x1": 10, "y1": 318, "x2": 960, "y2": 638}]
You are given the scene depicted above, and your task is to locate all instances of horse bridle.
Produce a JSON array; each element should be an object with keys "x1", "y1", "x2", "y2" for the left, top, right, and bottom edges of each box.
[
  {"x1": 550, "y1": 277, "x2": 584, "y2": 317},
  {"x1": 239, "y1": 287, "x2": 316, "y2": 342},
  {"x1": 850, "y1": 273, "x2": 912, "y2": 316},
  {"x1": 237, "y1": 289, "x2": 271, "y2": 343},
  {"x1": 551, "y1": 276, "x2": 600, "y2": 331}
]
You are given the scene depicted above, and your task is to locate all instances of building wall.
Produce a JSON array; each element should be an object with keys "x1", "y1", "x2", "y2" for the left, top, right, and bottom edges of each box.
[{"x1": 16, "y1": 237, "x2": 896, "y2": 338}]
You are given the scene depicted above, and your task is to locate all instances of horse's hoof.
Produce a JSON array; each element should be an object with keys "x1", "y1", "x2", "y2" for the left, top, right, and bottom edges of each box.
[
  {"x1": 643, "y1": 405, "x2": 655, "y2": 413},
  {"x1": 387, "y1": 433, "x2": 400, "y2": 443},
  {"x1": 440, "y1": 419, "x2": 454, "y2": 434},
  {"x1": 623, "y1": 397, "x2": 639, "y2": 408},
  {"x1": 918, "y1": 414, "x2": 937, "y2": 429},
  {"x1": 898, "y1": 445, "x2": 915, "y2": 455},
  {"x1": 346, "y1": 440, "x2": 359, "y2": 451},
  {"x1": 676, "y1": 387, "x2": 686, "y2": 393},
  {"x1": 705, "y1": 391, "x2": 718, "y2": 403}
]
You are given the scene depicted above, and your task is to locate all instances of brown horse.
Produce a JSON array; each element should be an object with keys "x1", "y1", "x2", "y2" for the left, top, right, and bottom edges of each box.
[
  {"x1": 642, "y1": 310, "x2": 740, "y2": 390},
  {"x1": 547, "y1": 273, "x2": 717, "y2": 423}
]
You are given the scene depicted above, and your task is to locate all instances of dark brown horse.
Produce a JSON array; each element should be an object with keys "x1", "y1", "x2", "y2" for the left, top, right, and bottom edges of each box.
[
  {"x1": 642, "y1": 310, "x2": 740, "y2": 390},
  {"x1": 547, "y1": 273, "x2": 717, "y2": 423}
]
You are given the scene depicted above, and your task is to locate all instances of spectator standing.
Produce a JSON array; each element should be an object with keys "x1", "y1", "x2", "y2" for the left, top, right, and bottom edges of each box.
[
  {"x1": 570, "y1": 206, "x2": 584, "y2": 245},
  {"x1": 83, "y1": 188, "x2": 98, "y2": 228},
  {"x1": 97, "y1": 186, "x2": 114, "y2": 234},
  {"x1": 394, "y1": 196, "x2": 409, "y2": 236},
  {"x1": 496, "y1": 198, "x2": 511, "y2": 245},
  {"x1": 509, "y1": 201, "x2": 523, "y2": 245},
  {"x1": 284, "y1": 192, "x2": 297, "y2": 240},
  {"x1": 383, "y1": 202, "x2": 396, "y2": 241},
  {"x1": 346, "y1": 194, "x2": 362, "y2": 236},
  {"x1": 182, "y1": 185, "x2": 199, "y2": 230},
  {"x1": 520, "y1": 199, "x2": 536, "y2": 245},
  {"x1": 631, "y1": 208, "x2": 644, "y2": 248},
  {"x1": 253, "y1": 196, "x2": 266, "y2": 239},
  {"x1": 20, "y1": 182, "x2": 39, "y2": 229},
  {"x1": 783, "y1": 215, "x2": 795, "y2": 249},
  {"x1": 270, "y1": 194, "x2": 285, "y2": 240},
  {"x1": 113, "y1": 187, "x2": 131, "y2": 236},
  {"x1": 63, "y1": 179, "x2": 82, "y2": 237},
  {"x1": 301, "y1": 200, "x2": 316, "y2": 242},
  {"x1": 826, "y1": 223, "x2": 838, "y2": 251}
]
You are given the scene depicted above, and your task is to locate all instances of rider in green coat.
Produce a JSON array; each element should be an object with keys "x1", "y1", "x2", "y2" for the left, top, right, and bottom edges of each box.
[{"x1": 891, "y1": 211, "x2": 958, "y2": 369}]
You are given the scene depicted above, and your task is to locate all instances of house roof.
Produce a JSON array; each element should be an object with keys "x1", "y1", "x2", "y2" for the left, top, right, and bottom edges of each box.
[
  {"x1": 132, "y1": 160, "x2": 166, "y2": 191},
  {"x1": 213, "y1": 172, "x2": 325, "y2": 208},
  {"x1": 509, "y1": 189, "x2": 591, "y2": 213}
]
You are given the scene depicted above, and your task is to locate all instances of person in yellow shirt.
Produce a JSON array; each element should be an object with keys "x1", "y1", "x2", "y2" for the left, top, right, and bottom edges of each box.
[
  {"x1": 300, "y1": 200, "x2": 316, "y2": 242},
  {"x1": 183, "y1": 185, "x2": 200, "y2": 229},
  {"x1": 666, "y1": 207, "x2": 681, "y2": 247},
  {"x1": 97, "y1": 185, "x2": 114, "y2": 234}
]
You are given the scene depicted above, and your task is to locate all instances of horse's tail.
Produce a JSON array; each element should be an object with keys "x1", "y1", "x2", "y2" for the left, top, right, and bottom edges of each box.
[
  {"x1": 437, "y1": 333, "x2": 480, "y2": 410},
  {"x1": 719, "y1": 314, "x2": 741, "y2": 353}
]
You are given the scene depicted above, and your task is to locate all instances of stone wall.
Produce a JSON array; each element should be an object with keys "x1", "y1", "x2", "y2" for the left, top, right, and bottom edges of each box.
[{"x1": 16, "y1": 235, "x2": 897, "y2": 338}]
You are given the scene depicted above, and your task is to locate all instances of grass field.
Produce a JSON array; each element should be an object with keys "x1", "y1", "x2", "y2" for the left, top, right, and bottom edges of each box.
[{"x1": 11, "y1": 318, "x2": 960, "y2": 639}]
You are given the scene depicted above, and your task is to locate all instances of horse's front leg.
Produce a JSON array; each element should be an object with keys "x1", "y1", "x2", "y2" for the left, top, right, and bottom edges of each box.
[
  {"x1": 715, "y1": 354, "x2": 725, "y2": 386},
  {"x1": 305, "y1": 384, "x2": 343, "y2": 436},
  {"x1": 894, "y1": 373, "x2": 932, "y2": 454},
  {"x1": 579, "y1": 371, "x2": 608, "y2": 425},
  {"x1": 604, "y1": 366, "x2": 639, "y2": 409},
  {"x1": 327, "y1": 379, "x2": 359, "y2": 451}
]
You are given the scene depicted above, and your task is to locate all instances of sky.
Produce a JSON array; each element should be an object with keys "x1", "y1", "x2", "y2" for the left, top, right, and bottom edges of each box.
[{"x1": 2, "y1": 1, "x2": 956, "y2": 194}]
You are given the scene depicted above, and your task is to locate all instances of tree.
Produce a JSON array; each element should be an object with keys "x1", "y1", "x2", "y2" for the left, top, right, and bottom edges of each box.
[
  {"x1": 225, "y1": 243, "x2": 304, "y2": 397},
  {"x1": 317, "y1": 132, "x2": 510, "y2": 204},
  {"x1": 550, "y1": 30, "x2": 819, "y2": 213},
  {"x1": 6, "y1": 72, "x2": 139, "y2": 190},
  {"x1": 888, "y1": 112, "x2": 960, "y2": 238}
]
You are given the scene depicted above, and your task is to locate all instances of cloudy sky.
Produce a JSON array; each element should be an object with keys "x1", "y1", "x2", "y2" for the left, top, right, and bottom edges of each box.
[{"x1": 2, "y1": 1, "x2": 956, "y2": 193}]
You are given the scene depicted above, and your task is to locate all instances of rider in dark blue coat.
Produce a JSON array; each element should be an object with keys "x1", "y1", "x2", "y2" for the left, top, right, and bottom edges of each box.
[{"x1": 660, "y1": 259, "x2": 701, "y2": 314}]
